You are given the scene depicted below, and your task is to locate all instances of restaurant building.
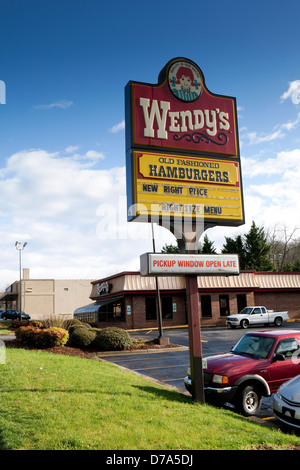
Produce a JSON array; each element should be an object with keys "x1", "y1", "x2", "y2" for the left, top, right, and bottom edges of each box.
[{"x1": 74, "y1": 270, "x2": 300, "y2": 328}]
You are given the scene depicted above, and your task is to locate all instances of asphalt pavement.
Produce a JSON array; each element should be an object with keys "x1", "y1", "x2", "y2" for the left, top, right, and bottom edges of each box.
[{"x1": 98, "y1": 323, "x2": 300, "y2": 424}]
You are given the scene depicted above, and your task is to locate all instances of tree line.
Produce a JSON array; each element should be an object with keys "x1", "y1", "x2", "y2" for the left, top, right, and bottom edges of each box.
[{"x1": 161, "y1": 221, "x2": 300, "y2": 272}]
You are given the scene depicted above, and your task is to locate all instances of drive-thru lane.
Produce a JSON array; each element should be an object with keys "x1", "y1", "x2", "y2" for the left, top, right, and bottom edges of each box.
[{"x1": 99, "y1": 323, "x2": 300, "y2": 421}]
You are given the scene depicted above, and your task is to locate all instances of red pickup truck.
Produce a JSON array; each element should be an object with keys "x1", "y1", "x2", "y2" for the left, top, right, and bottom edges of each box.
[{"x1": 184, "y1": 330, "x2": 300, "y2": 416}]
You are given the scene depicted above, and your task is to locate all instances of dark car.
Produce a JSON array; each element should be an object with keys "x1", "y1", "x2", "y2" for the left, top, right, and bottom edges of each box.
[
  {"x1": 2, "y1": 310, "x2": 31, "y2": 321},
  {"x1": 0, "y1": 309, "x2": 4, "y2": 318}
]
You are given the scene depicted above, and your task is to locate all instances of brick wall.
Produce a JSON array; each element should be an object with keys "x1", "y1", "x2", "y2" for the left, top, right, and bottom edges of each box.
[
  {"x1": 254, "y1": 291, "x2": 300, "y2": 319},
  {"x1": 127, "y1": 294, "x2": 187, "y2": 330},
  {"x1": 96, "y1": 289, "x2": 300, "y2": 330}
]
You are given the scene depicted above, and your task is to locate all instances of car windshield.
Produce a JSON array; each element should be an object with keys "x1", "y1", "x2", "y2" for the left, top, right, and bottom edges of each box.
[
  {"x1": 231, "y1": 334, "x2": 275, "y2": 359},
  {"x1": 239, "y1": 307, "x2": 253, "y2": 314}
]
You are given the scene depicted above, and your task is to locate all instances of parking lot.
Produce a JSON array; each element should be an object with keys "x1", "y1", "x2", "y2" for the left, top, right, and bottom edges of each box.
[{"x1": 99, "y1": 323, "x2": 300, "y2": 422}]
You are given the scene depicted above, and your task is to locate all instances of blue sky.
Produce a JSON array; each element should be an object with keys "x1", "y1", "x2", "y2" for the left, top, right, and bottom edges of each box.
[{"x1": 1, "y1": 0, "x2": 300, "y2": 290}]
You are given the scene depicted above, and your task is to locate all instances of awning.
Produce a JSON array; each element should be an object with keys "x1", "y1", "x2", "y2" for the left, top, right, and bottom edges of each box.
[
  {"x1": 74, "y1": 303, "x2": 100, "y2": 314},
  {"x1": 0, "y1": 292, "x2": 17, "y2": 302},
  {"x1": 74, "y1": 296, "x2": 124, "y2": 314}
]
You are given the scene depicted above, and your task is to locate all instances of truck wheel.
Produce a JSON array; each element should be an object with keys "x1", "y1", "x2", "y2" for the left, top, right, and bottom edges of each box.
[
  {"x1": 240, "y1": 319, "x2": 249, "y2": 329},
  {"x1": 235, "y1": 385, "x2": 262, "y2": 416},
  {"x1": 274, "y1": 317, "x2": 282, "y2": 327}
]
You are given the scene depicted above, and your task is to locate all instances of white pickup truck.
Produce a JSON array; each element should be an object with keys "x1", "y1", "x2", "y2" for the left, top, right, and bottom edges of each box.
[{"x1": 226, "y1": 306, "x2": 289, "y2": 329}]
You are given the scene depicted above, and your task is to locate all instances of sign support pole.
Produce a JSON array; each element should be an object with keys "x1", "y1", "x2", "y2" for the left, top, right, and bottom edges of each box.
[
  {"x1": 151, "y1": 223, "x2": 169, "y2": 345},
  {"x1": 186, "y1": 273, "x2": 205, "y2": 402},
  {"x1": 175, "y1": 221, "x2": 208, "y2": 403}
]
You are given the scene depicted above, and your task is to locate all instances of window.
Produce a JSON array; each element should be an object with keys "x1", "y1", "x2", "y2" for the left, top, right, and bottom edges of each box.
[
  {"x1": 201, "y1": 295, "x2": 212, "y2": 318},
  {"x1": 253, "y1": 308, "x2": 261, "y2": 314},
  {"x1": 275, "y1": 339, "x2": 300, "y2": 360},
  {"x1": 98, "y1": 298, "x2": 125, "y2": 322},
  {"x1": 237, "y1": 294, "x2": 247, "y2": 313},
  {"x1": 146, "y1": 297, "x2": 156, "y2": 320},
  {"x1": 162, "y1": 297, "x2": 173, "y2": 320},
  {"x1": 219, "y1": 295, "x2": 230, "y2": 316},
  {"x1": 145, "y1": 296, "x2": 173, "y2": 320}
]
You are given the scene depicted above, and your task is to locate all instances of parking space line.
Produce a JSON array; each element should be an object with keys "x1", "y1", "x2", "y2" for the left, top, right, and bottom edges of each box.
[
  {"x1": 160, "y1": 377, "x2": 185, "y2": 383},
  {"x1": 133, "y1": 364, "x2": 189, "y2": 372}
]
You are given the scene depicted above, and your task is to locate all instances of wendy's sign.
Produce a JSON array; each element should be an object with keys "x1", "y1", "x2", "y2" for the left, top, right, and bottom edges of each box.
[
  {"x1": 126, "y1": 58, "x2": 239, "y2": 157},
  {"x1": 125, "y1": 57, "x2": 244, "y2": 226}
]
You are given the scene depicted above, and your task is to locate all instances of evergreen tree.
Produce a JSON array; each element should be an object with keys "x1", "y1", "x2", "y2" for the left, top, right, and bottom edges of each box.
[
  {"x1": 222, "y1": 234, "x2": 247, "y2": 269},
  {"x1": 282, "y1": 262, "x2": 293, "y2": 272},
  {"x1": 161, "y1": 243, "x2": 180, "y2": 253},
  {"x1": 221, "y1": 221, "x2": 275, "y2": 271},
  {"x1": 199, "y1": 234, "x2": 216, "y2": 254},
  {"x1": 293, "y1": 259, "x2": 300, "y2": 272},
  {"x1": 244, "y1": 221, "x2": 274, "y2": 271}
]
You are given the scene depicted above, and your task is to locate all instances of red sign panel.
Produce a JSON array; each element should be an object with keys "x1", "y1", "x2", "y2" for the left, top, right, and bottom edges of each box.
[{"x1": 127, "y1": 58, "x2": 239, "y2": 157}]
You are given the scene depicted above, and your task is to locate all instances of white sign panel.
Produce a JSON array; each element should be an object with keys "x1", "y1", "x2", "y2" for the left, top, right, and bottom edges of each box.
[{"x1": 140, "y1": 253, "x2": 239, "y2": 276}]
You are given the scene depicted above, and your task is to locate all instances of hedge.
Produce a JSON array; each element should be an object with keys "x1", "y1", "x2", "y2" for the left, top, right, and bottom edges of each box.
[
  {"x1": 92, "y1": 327, "x2": 132, "y2": 351},
  {"x1": 68, "y1": 326, "x2": 97, "y2": 348},
  {"x1": 15, "y1": 326, "x2": 69, "y2": 349}
]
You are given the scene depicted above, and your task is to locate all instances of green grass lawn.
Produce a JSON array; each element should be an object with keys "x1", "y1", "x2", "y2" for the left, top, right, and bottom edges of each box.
[
  {"x1": 0, "y1": 347, "x2": 300, "y2": 450},
  {"x1": 0, "y1": 322, "x2": 14, "y2": 335}
]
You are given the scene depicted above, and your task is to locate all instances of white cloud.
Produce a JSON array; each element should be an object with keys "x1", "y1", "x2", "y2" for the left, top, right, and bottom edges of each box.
[
  {"x1": 239, "y1": 149, "x2": 300, "y2": 231},
  {"x1": 83, "y1": 150, "x2": 105, "y2": 161},
  {"x1": 246, "y1": 129, "x2": 285, "y2": 145},
  {"x1": 110, "y1": 120, "x2": 125, "y2": 133},
  {"x1": 65, "y1": 145, "x2": 79, "y2": 153},
  {"x1": 34, "y1": 100, "x2": 74, "y2": 110},
  {"x1": 0, "y1": 148, "x2": 166, "y2": 291},
  {"x1": 241, "y1": 148, "x2": 300, "y2": 177},
  {"x1": 281, "y1": 81, "x2": 300, "y2": 105},
  {"x1": 242, "y1": 112, "x2": 300, "y2": 147},
  {"x1": 281, "y1": 112, "x2": 300, "y2": 131}
]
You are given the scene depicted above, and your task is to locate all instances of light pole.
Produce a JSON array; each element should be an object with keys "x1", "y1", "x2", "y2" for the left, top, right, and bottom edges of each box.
[{"x1": 15, "y1": 241, "x2": 27, "y2": 322}]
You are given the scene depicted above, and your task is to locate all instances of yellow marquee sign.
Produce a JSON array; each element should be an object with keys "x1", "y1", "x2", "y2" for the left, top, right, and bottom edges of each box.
[{"x1": 131, "y1": 151, "x2": 243, "y2": 223}]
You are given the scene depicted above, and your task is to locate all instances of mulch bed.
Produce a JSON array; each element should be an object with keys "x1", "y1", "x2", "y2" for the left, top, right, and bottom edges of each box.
[{"x1": 5, "y1": 337, "x2": 181, "y2": 359}]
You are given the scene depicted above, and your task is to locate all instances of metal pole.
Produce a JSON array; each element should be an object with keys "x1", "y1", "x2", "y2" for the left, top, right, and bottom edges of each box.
[
  {"x1": 19, "y1": 248, "x2": 22, "y2": 322},
  {"x1": 15, "y1": 242, "x2": 27, "y2": 322},
  {"x1": 151, "y1": 223, "x2": 164, "y2": 340}
]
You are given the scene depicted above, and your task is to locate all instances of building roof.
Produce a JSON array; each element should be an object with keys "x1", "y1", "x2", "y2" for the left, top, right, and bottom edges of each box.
[{"x1": 90, "y1": 271, "x2": 300, "y2": 298}]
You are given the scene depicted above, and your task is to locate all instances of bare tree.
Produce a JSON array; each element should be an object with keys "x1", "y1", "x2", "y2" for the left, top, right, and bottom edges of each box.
[{"x1": 266, "y1": 224, "x2": 300, "y2": 271}]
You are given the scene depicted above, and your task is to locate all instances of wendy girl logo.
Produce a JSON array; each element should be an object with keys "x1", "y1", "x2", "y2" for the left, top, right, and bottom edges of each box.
[{"x1": 168, "y1": 60, "x2": 203, "y2": 102}]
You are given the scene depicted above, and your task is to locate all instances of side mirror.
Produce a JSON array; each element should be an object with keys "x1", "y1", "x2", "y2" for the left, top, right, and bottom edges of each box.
[{"x1": 273, "y1": 353, "x2": 285, "y2": 362}]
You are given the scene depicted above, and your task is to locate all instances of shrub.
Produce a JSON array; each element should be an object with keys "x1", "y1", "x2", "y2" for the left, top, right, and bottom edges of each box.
[
  {"x1": 15, "y1": 326, "x2": 37, "y2": 345},
  {"x1": 68, "y1": 327, "x2": 96, "y2": 349},
  {"x1": 64, "y1": 318, "x2": 83, "y2": 330},
  {"x1": 11, "y1": 320, "x2": 30, "y2": 329},
  {"x1": 42, "y1": 315, "x2": 70, "y2": 329},
  {"x1": 68, "y1": 324, "x2": 91, "y2": 335},
  {"x1": 29, "y1": 321, "x2": 44, "y2": 328},
  {"x1": 15, "y1": 326, "x2": 69, "y2": 349},
  {"x1": 37, "y1": 328, "x2": 69, "y2": 348},
  {"x1": 93, "y1": 327, "x2": 132, "y2": 351}
]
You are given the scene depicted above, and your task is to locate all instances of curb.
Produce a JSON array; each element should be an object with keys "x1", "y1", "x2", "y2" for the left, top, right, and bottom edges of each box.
[{"x1": 95, "y1": 345, "x2": 189, "y2": 357}]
